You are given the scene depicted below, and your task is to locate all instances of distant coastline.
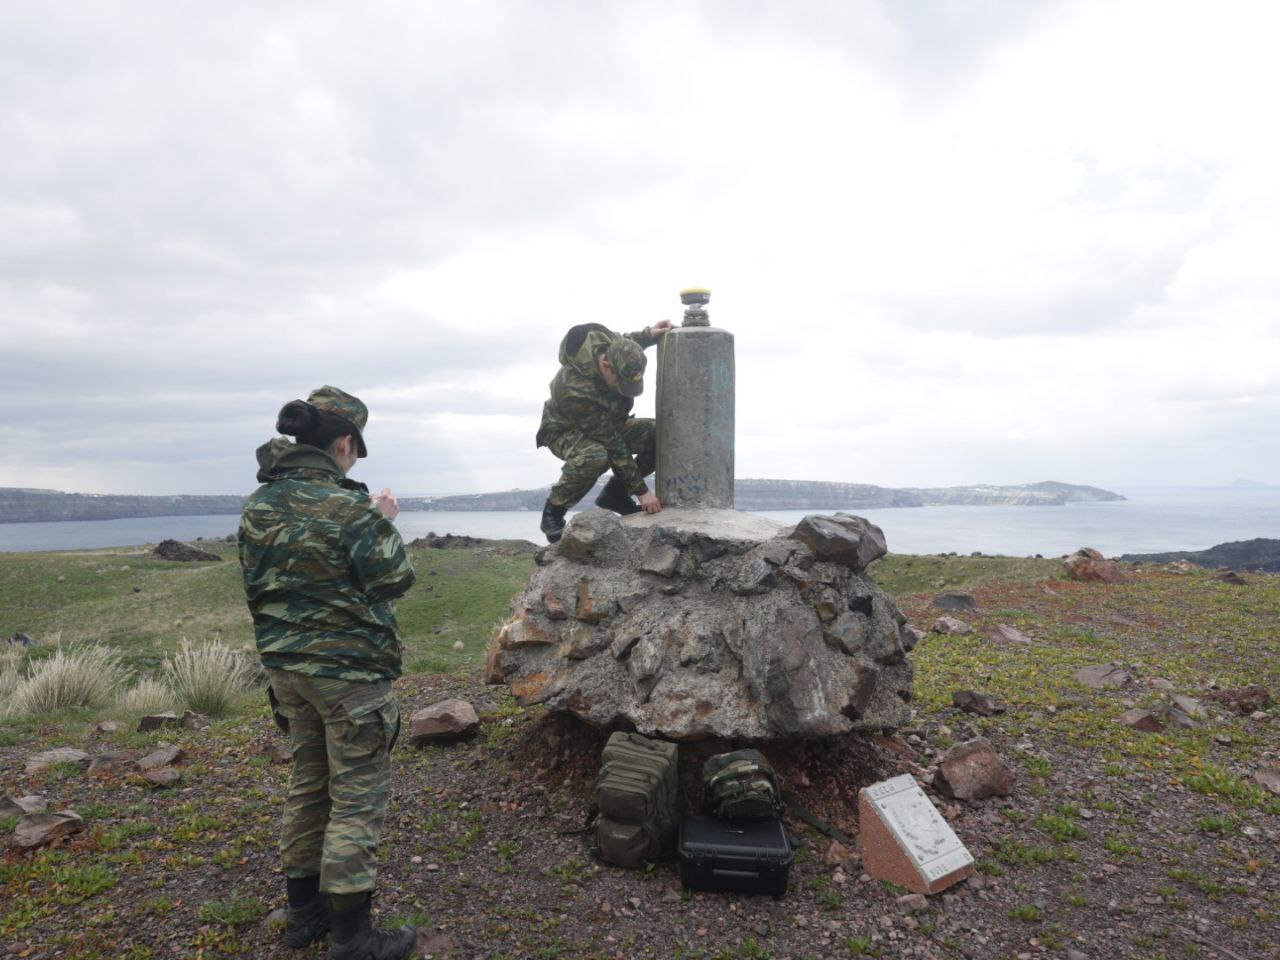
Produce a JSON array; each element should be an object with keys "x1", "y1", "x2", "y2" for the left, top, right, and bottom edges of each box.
[{"x1": 0, "y1": 479, "x2": 1123, "y2": 524}]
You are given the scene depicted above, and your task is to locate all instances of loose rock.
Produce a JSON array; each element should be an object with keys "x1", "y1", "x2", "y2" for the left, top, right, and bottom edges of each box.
[
  {"x1": 931, "y1": 592, "x2": 975, "y2": 612},
  {"x1": 952, "y1": 690, "x2": 1004, "y2": 716},
  {"x1": 1065, "y1": 548, "x2": 1127, "y2": 584},
  {"x1": 1074, "y1": 664, "x2": 1133, "y2": 690},
  {"x1": 931, "y1": 617, "x2": 972, "y2": 636},
  {"x1": 410, "y1": 699, "x2": 480, "y2": 743},
  {"x1": 935, "y1": 738, "x2": 1014, "y2": 800},
  {"x1": 144, "y1": 767, "x2": 182, "y2": 788},
  {"x1": 153, "y1": 539, "x2": 222, "y2": 562},
  {"x1": 0, "y1": 793, "x2": 47, "y2": 817},
  {"x1": 25, "y1": 747, "x2": 90, "y2": 775},
  {"x1": 137, "y1": 743, "x2": 184, "y2": 771},
  {"x1": 15, "y1": 810, "x2": 85, "y2": 848},
  {"x1": 138, "y1": 712, "x2": 180, "y2": 732},
  {"x1": 1116, "y1": 708, "x2": 1164, "y2": 732}
]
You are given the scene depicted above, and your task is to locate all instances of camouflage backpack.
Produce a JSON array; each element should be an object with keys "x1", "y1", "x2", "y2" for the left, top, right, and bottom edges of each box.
[
  {"x1": 590, "y1": 731, "x2": 679, "y2": 868},
  {"x1": 702, "y1": 749, "x2": 783, "y2": 820}
]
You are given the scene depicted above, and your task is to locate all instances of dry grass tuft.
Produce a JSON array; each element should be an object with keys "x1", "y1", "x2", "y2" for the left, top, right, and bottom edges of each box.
[
  {"x1": 164, "y1": 638, "x2": 258, "y2": 718},
  {"x1": 120, "y1": 677, "x2": 177, "y2": 714},
  {"x1": 7, "y1": 643, "x2": 128, "y2": 716}
]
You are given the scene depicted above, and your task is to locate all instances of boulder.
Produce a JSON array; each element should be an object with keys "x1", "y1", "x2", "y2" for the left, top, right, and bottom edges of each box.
[
  {"x1": 9, "y1": 632, "x2": 35, "y2": 646},
  {"x1": 15, "y1": 810, "x2": 84, "y2": 849},
  {"x1": 1065, "y1": 548, "x2": 1126, "y2": 584},
  {"x1": 153, "y1": 539, "x2": 222, "y2": 562},
  {"x1": 1213, "y1": 569, "x2": 1246, "y2": 585},
  {"x1": 487, "y1": 514, "x2": 912, "y2": 740},
  {"x1": 1171, "y1": 695, "x2": 1207, "y2": 719},
  {"x1": 790, "y1": 514, "x2": 887, "y2": 573},
  {"x1": 934, "y1": 739, "x2": 1014, "y2": 800},
  {"x1": 410, "y1": 699, "x2": 480, "y2": 743}
]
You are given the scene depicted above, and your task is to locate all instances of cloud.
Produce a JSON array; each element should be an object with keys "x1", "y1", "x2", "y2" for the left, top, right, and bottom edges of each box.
[{"x1": 1, "y1": 0, "x2": 1278, "y2": 498}]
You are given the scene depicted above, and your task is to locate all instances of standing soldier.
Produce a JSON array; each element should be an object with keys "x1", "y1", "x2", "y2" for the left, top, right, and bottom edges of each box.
[
  {"x1": 239, "y1": 386, "x2": 418, "y2": 960},
  {"x1": 536, "y1": 319, "x2": 674, "y2": 542}
]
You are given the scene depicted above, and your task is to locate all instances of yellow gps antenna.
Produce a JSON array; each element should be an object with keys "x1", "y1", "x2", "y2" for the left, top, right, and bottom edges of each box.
[{"x1": 679, "y1": 288, "x2": 710, "y2": 327}]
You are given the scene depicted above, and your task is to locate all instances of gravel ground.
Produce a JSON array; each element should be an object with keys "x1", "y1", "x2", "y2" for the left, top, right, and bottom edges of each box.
[{"x1": 3, "y1": 569, "x2": 1278, "y2": 960}]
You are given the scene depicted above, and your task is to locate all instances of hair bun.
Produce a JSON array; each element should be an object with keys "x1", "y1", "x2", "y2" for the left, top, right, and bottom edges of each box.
[{"x1": 275, "y1": 400, "x2": 319, "y2": 437}]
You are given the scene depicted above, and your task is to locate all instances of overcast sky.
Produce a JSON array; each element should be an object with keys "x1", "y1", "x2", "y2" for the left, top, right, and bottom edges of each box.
[{"x1": 2, "y1": 0, "x2": 1277, "y2": 498}]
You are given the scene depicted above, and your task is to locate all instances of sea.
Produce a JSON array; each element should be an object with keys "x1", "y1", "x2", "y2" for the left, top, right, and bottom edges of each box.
[{"x1": 1, "y1": 487, "x2": 1276, "y2": 557}]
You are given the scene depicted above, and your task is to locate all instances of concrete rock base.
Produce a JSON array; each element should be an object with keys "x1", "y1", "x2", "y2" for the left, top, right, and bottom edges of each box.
[{"x1": 486, "y1": 509, "x2": 915, "y2": 741}]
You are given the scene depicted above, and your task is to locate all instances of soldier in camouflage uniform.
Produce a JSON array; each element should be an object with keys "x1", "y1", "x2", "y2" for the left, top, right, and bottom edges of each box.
[
  {"x1": 239, "y1": 386, "x2": 417, "y2": 960},
  {"x1": 536, "y1": 319, "x2": 673, "y2": 542}
]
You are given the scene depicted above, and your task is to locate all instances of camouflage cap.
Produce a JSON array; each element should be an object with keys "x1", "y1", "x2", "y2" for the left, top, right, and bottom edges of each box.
[
  {"x1": 605, "y1": 339, "x2": 647, "y2": 398},
  {"x1": 307, "y1": 385, "x2": 369, "y2": 457}
]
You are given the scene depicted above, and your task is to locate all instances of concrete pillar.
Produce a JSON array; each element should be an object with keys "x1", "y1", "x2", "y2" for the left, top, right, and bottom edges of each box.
[{"x1": 656, "y1": 324, "x2": 735, "y2": 509}]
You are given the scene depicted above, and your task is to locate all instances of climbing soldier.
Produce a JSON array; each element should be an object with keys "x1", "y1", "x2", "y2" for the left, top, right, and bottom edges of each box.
[{"x1": 536, "y1": 319, "x2": 674, "y2": 542}]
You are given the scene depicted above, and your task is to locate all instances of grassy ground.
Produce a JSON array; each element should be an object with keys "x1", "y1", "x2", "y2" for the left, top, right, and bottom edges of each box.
[
  {"x1": 2, "y1": 543, "x2": 1278, "y2": 959},
  {"x1": 0, "y1": 541, "x2": 531, "y2": 679}
]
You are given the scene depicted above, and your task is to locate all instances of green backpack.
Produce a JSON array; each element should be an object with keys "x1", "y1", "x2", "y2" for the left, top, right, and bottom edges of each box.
[
  {"x1": 702, "y1": 749, "x2": 783, "y2": 820},
  {"x1": 591, "y1": 732, "x2": 679, "y2": 868}
]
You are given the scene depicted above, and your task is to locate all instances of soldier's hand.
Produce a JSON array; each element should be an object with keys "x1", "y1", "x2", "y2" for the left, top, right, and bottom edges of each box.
[
  {"x1": 649, "y1": 319, "x2": 674, "y2": 337},
  {"x1": 373, "y1": 488, "x2": 399, "y2": 520},
  {"x1": 638, "y1": 491, "x2": 662, "y2": 514}
]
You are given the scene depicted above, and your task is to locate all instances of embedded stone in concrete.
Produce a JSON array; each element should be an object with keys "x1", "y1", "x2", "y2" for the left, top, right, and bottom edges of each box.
[
  {"x1": 410, "y1": 699, "x2": 480, "y2": 743},
  {"x1": 655, "y1": 324, "x2": 735, "y2": 509},
  {"x1": 791, "y1": 514, "x2": 887, "y2": 573},
  {"x1": 858, "y1": 774, "x2": 974, "y2": 895}
]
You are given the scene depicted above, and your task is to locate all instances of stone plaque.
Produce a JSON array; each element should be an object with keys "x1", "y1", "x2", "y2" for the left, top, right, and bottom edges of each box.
[{"x1": 859, "y1": 774, "x2": 974, "y2": 894}]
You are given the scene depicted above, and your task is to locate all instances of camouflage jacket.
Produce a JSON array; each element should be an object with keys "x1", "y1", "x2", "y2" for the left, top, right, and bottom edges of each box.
[
  {"x1": 535, "y1": 323, "x2": 659, "y2": 495},
  {"x1": 238, "y1": 438, "x2": 416, "y2": 682}
]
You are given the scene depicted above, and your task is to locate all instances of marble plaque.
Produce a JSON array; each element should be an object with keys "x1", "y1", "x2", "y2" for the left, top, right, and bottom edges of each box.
[{"x1": 859, "y1": 774, "x2": 974, "y2": 894}]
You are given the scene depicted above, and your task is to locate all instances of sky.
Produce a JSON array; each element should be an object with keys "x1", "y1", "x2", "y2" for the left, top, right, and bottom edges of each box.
[{"x1": 2, "y1": 0, "x2": 1278, "y2": 498}]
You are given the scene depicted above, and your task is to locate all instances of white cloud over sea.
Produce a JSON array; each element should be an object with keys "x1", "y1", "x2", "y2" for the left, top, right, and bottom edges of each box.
[{"x1": 2, "y1": 0, "x2": 1277, "y2": 496}]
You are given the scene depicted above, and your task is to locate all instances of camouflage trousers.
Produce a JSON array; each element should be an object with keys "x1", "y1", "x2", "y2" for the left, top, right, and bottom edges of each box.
[
  {"x1": 265, "y1": 668, "x2": 401, "y2": 894},
  {"x1": 545, "y1": 417, "x2": 656, "y2": 508}
]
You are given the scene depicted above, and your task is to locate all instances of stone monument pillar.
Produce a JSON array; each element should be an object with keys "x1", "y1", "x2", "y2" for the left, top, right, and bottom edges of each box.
[{"x1": 655, "y1": 289, "x2": 735, "y2": 509}]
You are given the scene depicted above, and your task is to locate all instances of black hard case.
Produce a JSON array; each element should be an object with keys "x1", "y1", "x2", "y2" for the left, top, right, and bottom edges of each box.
[{"x1": 677, "y1": 815, "x2": 794, "y2": 897}]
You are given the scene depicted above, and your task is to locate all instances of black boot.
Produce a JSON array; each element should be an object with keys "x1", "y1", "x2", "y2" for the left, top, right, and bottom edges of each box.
[
  {"x1": 540, "y1": 500, "x2": 567, "y2": 543},
  {"x1": 594, "y1": 476, "x2": 641, "y2": 516},
  {"x1": 284, "y1": 876, "x2": 329, "y2": 948},
  {"x1": 328, "y1": 895, "x2": 416, "y2": 960}
]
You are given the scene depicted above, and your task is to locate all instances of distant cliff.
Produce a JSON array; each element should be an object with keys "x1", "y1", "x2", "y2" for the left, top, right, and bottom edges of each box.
[
  {"x1": 1, "y1": 479, "x2": 1124, "y2": 523},
  {"x1": 400, "y1": 479, "x2": 1124, "y2": 513},
  {"x1": 0, "y1": 488, "x2": 245, "y2": 523},
  {"x1": 1120, "y1": 538, "x2": 1280, "y2": 572}
]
